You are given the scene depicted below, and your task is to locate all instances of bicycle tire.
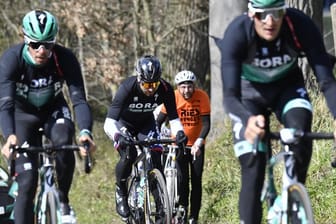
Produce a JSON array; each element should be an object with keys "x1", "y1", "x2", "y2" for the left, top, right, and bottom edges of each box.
[
  {"x1": 145, "y1": 168, "x2": 172, "y2": 224},
  {"x1": 165, "y1": 167, "x2": 176, "y2": 214},
  {"x1": 127, "y1": 176, "x2": 145, "y2": 224},
  {"x1": 36, "y1": 191, "x2": 60, "y2": 224},
  {"x1": 287, "y1": 183, "x2": 314, "y2": 224}
]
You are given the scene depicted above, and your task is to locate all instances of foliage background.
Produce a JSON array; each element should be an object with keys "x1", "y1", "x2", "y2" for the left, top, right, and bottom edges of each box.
[{"x1": 1, "y1": 0, "x2": 336, "y2": 223}]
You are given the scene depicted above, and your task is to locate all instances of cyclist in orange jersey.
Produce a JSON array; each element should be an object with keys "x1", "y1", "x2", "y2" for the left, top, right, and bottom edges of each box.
[{"x1": 157, "y1": 70, "x2": 211, "y2": 224}]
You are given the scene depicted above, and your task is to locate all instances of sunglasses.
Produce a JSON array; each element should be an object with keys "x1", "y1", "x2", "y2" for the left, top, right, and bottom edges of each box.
[
  {"x1": 141, "y1": 81, "x2": 160, "y2": 89},
  {"x1": 28, "y1": 41, "x2": 55, "y2": 51},
  {"x1": 24, "y1": 36, "x2": 55, "y2": 51},
  {"x1": 254, "y1": 8, "x2": 286, "y2": 22}
]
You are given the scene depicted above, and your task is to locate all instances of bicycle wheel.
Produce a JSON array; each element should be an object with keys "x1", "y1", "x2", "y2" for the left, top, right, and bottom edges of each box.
[
  {"x1": 145, "y1": 168, "x2": 172, "y2": 224},
  {"x1": 287, "y1": 183, "x2": 314, "y2": 224},
  {"x1": 127, "y1": 176, "x2": 145, "y2": 224},
  {"x1": 36, "y1": 192, "x2": 60, "y2": 224},
  {"x1": 164, "y1": 168, "x2": 176, "y2": 214}
]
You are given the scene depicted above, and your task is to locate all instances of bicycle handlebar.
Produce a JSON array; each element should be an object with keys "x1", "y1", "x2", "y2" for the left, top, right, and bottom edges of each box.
[
  {"x1": 248, "y1": 129, "x2": 335, "y2": 168},
  {"x1": 127, "y1": 138, "x2": 176, "y2": 146},
  {"x1": 269, "y1": 130, "x2": 334, "y2": 140},
  {"x1": 8, "y1": 142, "x2": 92, "y2": 176}
]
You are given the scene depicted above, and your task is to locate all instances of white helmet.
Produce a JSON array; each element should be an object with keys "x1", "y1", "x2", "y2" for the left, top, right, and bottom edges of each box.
[{"x1": 174, "y1": 70, "x2": 196, "y2": 85}]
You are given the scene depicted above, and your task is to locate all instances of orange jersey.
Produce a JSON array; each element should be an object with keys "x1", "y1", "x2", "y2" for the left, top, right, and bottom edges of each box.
[{"x1": 161, "y1": 88, "x2": 210, "y2": 146}]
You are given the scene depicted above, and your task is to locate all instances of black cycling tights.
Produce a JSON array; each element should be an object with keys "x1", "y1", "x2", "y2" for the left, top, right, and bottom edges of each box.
[
  {"x1": 13, "y1": 111, "x2": 75, "y2": 224},
  {"x1": 178, "y1": 145, "x2": 205, "y2": 220},
  {"x1": 239, "y1": 107, "x2": 312, "y2": 224}
]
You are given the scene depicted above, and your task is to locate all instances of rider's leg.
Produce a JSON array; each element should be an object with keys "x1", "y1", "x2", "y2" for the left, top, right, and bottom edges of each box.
[
  {"x1": 12, "y1": 111, "x2": 40, "y2": 224},
  {"x1": 189, "y1": 145, "x2": 205, "y2": 222},
  {"x1": 115, "y1": 144, "x2": 136, "y2": 218},
  {"x1": 282, "y1": 106, "x2": 312, "y2": 183}
]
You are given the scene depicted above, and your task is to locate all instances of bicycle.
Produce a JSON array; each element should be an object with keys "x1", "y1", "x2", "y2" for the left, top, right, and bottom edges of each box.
[
  {"x1": 8, "y1": 136, "x2": 92, "y2": 224},
  {"x1": 126, "y1": 137, "x2": 174, "y2": 224},
  {"x1": 162, "y1": 142, "x2": 198, "y2": 224},
  {"x1": 251, "y1": 128, "x2": 334, "y2": 224}
]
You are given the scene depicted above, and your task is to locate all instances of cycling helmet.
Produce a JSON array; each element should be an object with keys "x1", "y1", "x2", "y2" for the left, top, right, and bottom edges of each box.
[
  {"x1": 174, "y1": 70, "x2": 196, "y2": 85},
  {"x1": 249, "y1": 0, "x2": 285, "y2": 9},
  {"x1": 136, "y1": 55, "x2": 162, "y2": 82},
  {"x1": 22, "y1": 10, "x2": 58, "y2": 42}
]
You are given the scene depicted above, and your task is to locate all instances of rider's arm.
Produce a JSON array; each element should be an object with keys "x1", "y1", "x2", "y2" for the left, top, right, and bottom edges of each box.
[
  {"x1": 104, "y1": 118, "x2": 121, "y2": 141},
  {"x1": 161, "y1": 80, "x2": 184, "y2": 135},
  {"x1": 220, "y1": 15, "x2": 254, "y2": 125},
  {"x1": 156, "y1": 111, "x2": 167, "y2": 129},
  {"x1": 104, "y1": 79, "x2": 131, "y2": 140},
  {"x1": 0, "y1": 45, "x2": 22, "y2": 139},
  {"x1": 199, "y1": 115, "x2": 210, "y2": 140},
  {"x1": 288, "y1": 9, "x2": 336, "y2": 119},
  {"x1": 59, "y1": 47, "x2": 93, "y2": 132}
]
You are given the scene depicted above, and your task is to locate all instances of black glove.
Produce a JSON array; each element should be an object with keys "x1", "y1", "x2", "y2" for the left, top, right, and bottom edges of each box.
[
  {"x1": 175, "y1": 130, "x2": 188, "y2": 147},
  {"x1": 114, "y1": 134, "x2": 131, "y2": 150}
]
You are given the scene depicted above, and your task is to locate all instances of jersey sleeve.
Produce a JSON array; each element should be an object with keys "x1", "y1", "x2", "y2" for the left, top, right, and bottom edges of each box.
[
  {"x1": 288, "y1": 9, "x2": 336, "y2": 118},
  {"x1": 60, "y1": 47, "x2": 93, "y2": 131},
  {"x1": 0, "y1": 46, "x2": 21, "y2": 138},
  {"x1": 198, "y1": 90, "x2": 211, "y2": 115},
  {"x1": 220, "y1": 15, "x2": 254, "y2": 124},
  {"x1": 106, "y1": 80, "x2": 129, "y2": 120}
]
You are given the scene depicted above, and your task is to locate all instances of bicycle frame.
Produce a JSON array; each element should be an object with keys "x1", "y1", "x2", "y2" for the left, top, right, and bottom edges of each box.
[
  {"x1": 163, "y1": 144, "x2": 179, "y2": 214},
  {"x1": 259, "y1": 129, "x2": 334, "y2": 224},
  {"x1": 9, "y1": 141, "x2": 90, "y2": 224},
  {"x1": 127, "y1": 138, "x2": 173, "y2": 224},
  {"x1": 35, "y1": 151, "x2": 62, "y2": 224},
  {"x1": 262, "y1": 144, "x2": 297, "y2": 223}
]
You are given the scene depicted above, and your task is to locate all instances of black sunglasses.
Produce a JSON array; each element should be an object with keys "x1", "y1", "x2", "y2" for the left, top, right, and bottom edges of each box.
[{"x1": 29, "y1": 42, "x2": 55, "y2": 51}]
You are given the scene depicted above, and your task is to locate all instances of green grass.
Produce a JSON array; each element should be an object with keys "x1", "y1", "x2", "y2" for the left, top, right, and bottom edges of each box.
[{"x1": 2, "y1": 93, "x2": 336, "y2": 223}]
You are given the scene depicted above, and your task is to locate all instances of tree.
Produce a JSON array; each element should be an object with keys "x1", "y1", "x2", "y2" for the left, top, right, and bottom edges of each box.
[
  {"x1": 208, "y1": 0, "x2": 247, "y2": 135},
  {"x1": 0, "y1": 0, "x2": 210, "y2": 117}
]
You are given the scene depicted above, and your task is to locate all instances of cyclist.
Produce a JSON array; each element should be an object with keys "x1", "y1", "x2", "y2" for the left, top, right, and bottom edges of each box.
[
  {"x1": 0, "y1": 10, "x2": 96, "y2": 224},
  {"x1": 220, "y1": 0, "x2": 336, "y2": 223},
  {"x1": 156, "y1": 70, "x2": 211, "y2": 224},
  {"x1": 103, "y1": 55, "x2": 187, "y2": 220}
]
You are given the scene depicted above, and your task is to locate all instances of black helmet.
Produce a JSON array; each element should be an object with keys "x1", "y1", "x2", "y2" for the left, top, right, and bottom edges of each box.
[{"x1": 136, "y1": 55, "x2": 162, "y2": 82}]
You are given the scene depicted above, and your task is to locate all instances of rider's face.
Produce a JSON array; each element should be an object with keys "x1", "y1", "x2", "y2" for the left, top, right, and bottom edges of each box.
[
  {"x1": 177, "y1": 82, "x2": 195, "y2": 100},
  {"x1": 139, "y1": 81, "x2": 160, "y2": 96},
  {"x1": 250, "y1": 9, "x2": 284, "y2": 41},
  {"x1": 28, "y1": 43, "x2": 54, "y2": 65}
]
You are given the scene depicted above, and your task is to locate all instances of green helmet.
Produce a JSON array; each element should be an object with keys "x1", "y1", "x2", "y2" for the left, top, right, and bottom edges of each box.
[
  {"x1": 249, "y1": 0, "x2": 285, "y2": 9},
  {"x1": 22, "y1": 10, "x2": 58, "y2": 42}
]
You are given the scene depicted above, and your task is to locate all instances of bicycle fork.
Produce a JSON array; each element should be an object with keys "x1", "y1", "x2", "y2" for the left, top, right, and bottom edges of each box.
[{"x1": 36, "y1": 157, "x2": 62, "y2": 224}]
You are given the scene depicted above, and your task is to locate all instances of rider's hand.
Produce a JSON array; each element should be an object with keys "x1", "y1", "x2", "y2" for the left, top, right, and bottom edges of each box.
[
  {"x1": 114, "y1": 133, "x2": 131, "y2": 150},
  {"x1": 1, "y1": 134, "x2": 17, "y2": 159},
  {"x1": 191, "y1": 138, "x2": 203, "y2": 157},
  {"x1": 244, "y1": 115, "x2": 265, "y2": 144},
  {"x1": 78, "y1": 130, "x2": 96, "y2": 157},
  {"x1": 175, "y1": 130, "x2": 188, "y2": 147}
]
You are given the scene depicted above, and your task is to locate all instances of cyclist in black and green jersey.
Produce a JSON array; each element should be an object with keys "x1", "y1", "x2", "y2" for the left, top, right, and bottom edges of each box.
[
  {"x1": 0, "y1": 10, "x2": 96, "y2": 224},
  {"x1": 220, "y1": 0, "x2": 336, "y2": 223}
]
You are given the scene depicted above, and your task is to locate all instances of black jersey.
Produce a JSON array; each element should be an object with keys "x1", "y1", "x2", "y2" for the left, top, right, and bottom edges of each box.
[
  {"x1": 106, "y1": 76, "x2": 179, "y2": 129},
  {"x1": 0, "y1": 43, "x2": 92, "y2": 138},
  {"x1": 220, "y1": 8, "x2": 336, "y2": 123}
]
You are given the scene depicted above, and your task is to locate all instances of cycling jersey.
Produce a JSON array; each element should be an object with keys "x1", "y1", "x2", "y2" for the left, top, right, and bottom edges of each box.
[
  {"x1": 161, "y1": 89, "x2": 210, "y2": 145},
  {"x1": 106, "y1": 76, "x2": 180, "y2": 133},
  {"x1": 0, "y1": 43, "x2": 92, "y2": 138},
  {"x1": 221, "y1": 8, "x2": 336, "y2": 125}
]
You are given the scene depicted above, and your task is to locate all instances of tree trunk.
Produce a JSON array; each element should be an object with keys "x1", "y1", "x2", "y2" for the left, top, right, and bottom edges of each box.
[{"x1": 208, "y1": 0, "x2": 246, "y2": 135}]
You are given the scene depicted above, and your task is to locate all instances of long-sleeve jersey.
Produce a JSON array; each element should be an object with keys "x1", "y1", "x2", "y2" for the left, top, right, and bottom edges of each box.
[
  {"x1": 220, "y1": 8, "x2": 336, "y2": 124},
  {"x1": 160, "y1": 89, "x2": 211, "y2": 146},
  {"x1": 0, "y1": 43, "x2": 92, "y2": 138},
  {"x1": 105, "y1": 76, "x2": 182, "y2": 138}
]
